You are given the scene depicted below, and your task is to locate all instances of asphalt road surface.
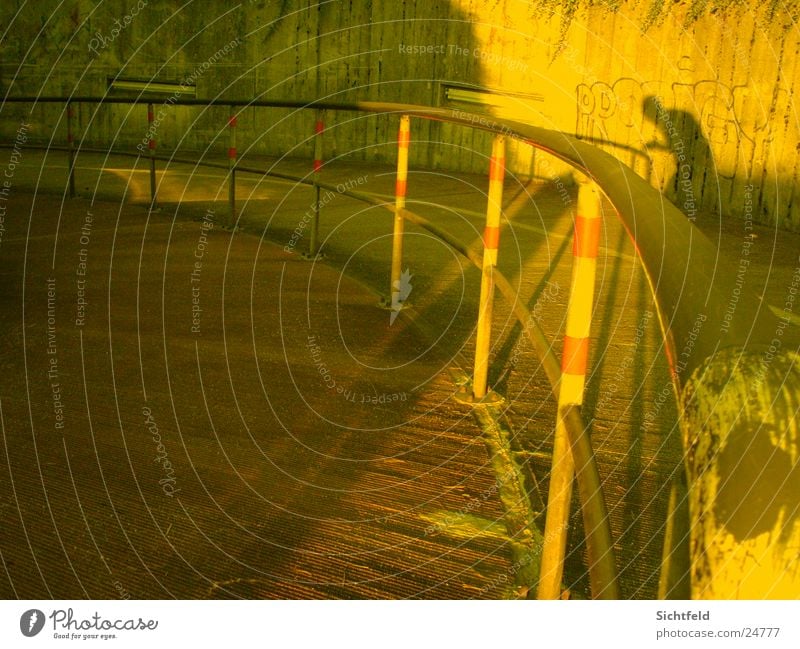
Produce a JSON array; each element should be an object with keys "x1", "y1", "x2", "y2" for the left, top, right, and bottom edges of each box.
[{"x1": 1, "y1": 150, "x2": 798, "y2": 598}]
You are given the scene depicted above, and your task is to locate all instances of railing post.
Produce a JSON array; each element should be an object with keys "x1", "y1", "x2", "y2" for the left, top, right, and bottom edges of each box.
[
  {"x1": 538, "y1": 178, "x2": 602, "y2": 599},
  {"x1": 147, "y1": 102, "x2": 157, "y2": 209},
  {"x1": 307, "y1": 110, "x2": 324, "y2": 258},
  {"x1": 228, "y1": 109, "x2": 237, "y2": 225},
  {"x1": 389, "y1": 114, "x2": 411, "y2": 307},
  {"x1": 472, "y1": 134, "x2": 506, "y2": 400},
  {"x1": 66, "y1": 102, "x2": 76, "y2": 198}
]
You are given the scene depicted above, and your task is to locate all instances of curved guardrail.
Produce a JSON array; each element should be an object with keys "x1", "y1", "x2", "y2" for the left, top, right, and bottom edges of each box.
[{"x1": 3, "y1": 95, "x2": 798, "y2": 599}]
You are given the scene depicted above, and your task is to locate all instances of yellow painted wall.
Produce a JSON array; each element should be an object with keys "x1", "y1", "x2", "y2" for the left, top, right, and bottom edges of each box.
[
  {"x1": 448, "y1": 0, "x2": 800, "y2": 229},
  {"x1": 1, "y1": 1, "x2": 797, "y2": 228}
]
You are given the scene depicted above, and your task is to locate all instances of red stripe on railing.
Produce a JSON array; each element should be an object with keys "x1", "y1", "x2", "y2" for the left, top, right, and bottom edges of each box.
[
  {"x1": 561, "y1": 335, "x2": 589, "y2": 375},
  {"x1": 398, "y1": 129, "x2": 411, "y2": 148},
  {"x1": 489, "y1": 155, "x2": 505, "y2": 182},
  {"x1": 573, "y1": 215, "x2": 602, "y2": 259},
  {"x1": 483, "y1": 225, "x2": 501, "y2": 250}
]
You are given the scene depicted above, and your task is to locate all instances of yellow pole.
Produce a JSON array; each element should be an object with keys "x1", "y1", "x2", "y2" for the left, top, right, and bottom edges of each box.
[
  {"x1": 538, "y1": 179, "x2": 602, "y2": 599},
  {"x1": 390, "y1": 115, "x2": 411, "y2": 307},
  {"x1": 66, "y1": 102, "x2": 76, "y2": 198},
  {"x1": 472, "y1": 135, "x2": 506, "y2": 400},
  {"x1": 309, "y1": 111, "x2": 324, "y2": 257},
  {"x1": 147, "y1": 103, "x2": 157, "y2": 208},
  {"x1": 228, "y1": 110, "x2": 237, "y2": 225}
]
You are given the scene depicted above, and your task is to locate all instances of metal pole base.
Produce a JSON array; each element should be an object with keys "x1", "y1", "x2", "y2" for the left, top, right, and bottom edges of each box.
[
  {"x1": 453, "y1": 388, "x2": 505, "y2": 406},
  {"x1": 377, "y1": 295, "x2": 412, "y2": 310},
  {"x1": 300, "y1": 250, "x2": 325, "y2": 261},
  {"x1": 448, "y1": 366, "x2": 505, "y2": 406}
]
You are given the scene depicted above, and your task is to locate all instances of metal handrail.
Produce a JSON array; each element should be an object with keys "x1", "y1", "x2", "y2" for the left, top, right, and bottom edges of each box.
[
  {"x1": 3, "y1": 94, "x2": 771, "y2": 373},
  {"x1": 4, "y1": 95, "x2": 797, "y2": 599}
]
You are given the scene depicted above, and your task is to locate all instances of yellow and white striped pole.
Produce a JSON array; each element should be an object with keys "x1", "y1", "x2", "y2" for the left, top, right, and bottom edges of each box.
[
  {"x1": 147, "y1": 102, "x2": 157, "y2": 208},
  {"x1": 390, "y1": 115, "x2": 411, "y2": 305},
  {"x1": 308, "y1": 111, "x2": 324, "y2": 257},
  {"x1": 538, "y1": 178, "x2": 602, "y2": 599},
  {"x1": 472, "y1": 135, "x2": 506, "y2": 400},
  {"x1": 228, "y1": 110, "x2": 237, "y2": 224},
  {"x1": 66, "y1": 102, "x2": 76, "y2": 199}
]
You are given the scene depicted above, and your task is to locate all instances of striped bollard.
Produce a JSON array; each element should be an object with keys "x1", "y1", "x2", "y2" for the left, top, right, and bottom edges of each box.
[
  {"x1": 228, "y1": 111, "x2": 237, "y2": 224},
  {"x1": 147, "y1": 103, "x2": 157, "y2": 208},
  {"x1": 538, "y1": 179, "x2": 602, "y2": 599},
  {"x1": 472, "y1": 135, "x2": 506, "y2": 400},
  {"x1": 389, "y1": 114, "x2": 411, "y2": 308},
  {"x1": 307, "y1": 112, "x2": 324, "y2": 258},
  {"x1": 66, "y1": 102, "x2": 76, "y2": 198}
]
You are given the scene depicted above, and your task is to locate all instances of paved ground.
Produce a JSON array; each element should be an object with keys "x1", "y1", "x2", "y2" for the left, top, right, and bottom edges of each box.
[{"x1": 1, "y1": 148, "x2": 798, "y2": 599}]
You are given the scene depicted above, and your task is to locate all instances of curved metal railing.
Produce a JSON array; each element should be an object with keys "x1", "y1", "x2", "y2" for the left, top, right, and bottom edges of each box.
[{"x1": 2, "y1": 95, "x2": 798, "y2": 599}]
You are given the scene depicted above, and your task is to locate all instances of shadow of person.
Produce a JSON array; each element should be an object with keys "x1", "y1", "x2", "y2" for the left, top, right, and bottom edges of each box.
[{"x1": 642, "y1": 95, "x2": 715, "y2": 221}]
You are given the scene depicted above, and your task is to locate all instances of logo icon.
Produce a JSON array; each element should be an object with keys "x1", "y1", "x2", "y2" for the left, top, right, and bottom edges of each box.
[
  {"x1": 390, "y1": 268, "x2": 413, "y2": 325},
  {"x1": 20, "y1": 609, "x2": 45, "y2": 637}
]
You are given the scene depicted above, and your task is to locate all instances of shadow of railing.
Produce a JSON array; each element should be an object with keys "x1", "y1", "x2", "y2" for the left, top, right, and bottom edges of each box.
[{"x1": 3, "y1": 95, "x2": 798, "y2": 600}]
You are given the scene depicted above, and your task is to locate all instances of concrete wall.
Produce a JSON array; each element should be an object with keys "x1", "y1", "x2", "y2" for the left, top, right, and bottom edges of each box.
[
  {"x1": 1, "y1": 1, "x2": 798, "y2": 228},
  {"x1": 573, "y1": 4, "x2": 800, "y2": 230}
]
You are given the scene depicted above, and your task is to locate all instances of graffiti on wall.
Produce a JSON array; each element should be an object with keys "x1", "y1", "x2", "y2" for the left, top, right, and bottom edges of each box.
[{"x1": 575, "y1": 61, "x2": 794, "y2": 185}]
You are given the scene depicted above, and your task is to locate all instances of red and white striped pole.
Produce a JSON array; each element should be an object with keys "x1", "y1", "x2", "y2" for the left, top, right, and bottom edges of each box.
[
  {"x1": 389, "y1": 114, "x2": 411, "y2": 304},
  {"x1": 538, "y1": 178, "x2": 603, "y2": 599},
  {"x1": 66, "y1": 102, "x2": 76, "y2": 198},
  {"x1": 472, "y1": 134, "x2": 506, "y2": 400},
  {"x1": 308, "y1": 111, "x2": 324, "y2": 257},
  {"x1": 147, "y1": 102, "x2": 157, "y2": 208},
  {"x1": 228, "y1": 110, "x2": 237, "y2": 224}
]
